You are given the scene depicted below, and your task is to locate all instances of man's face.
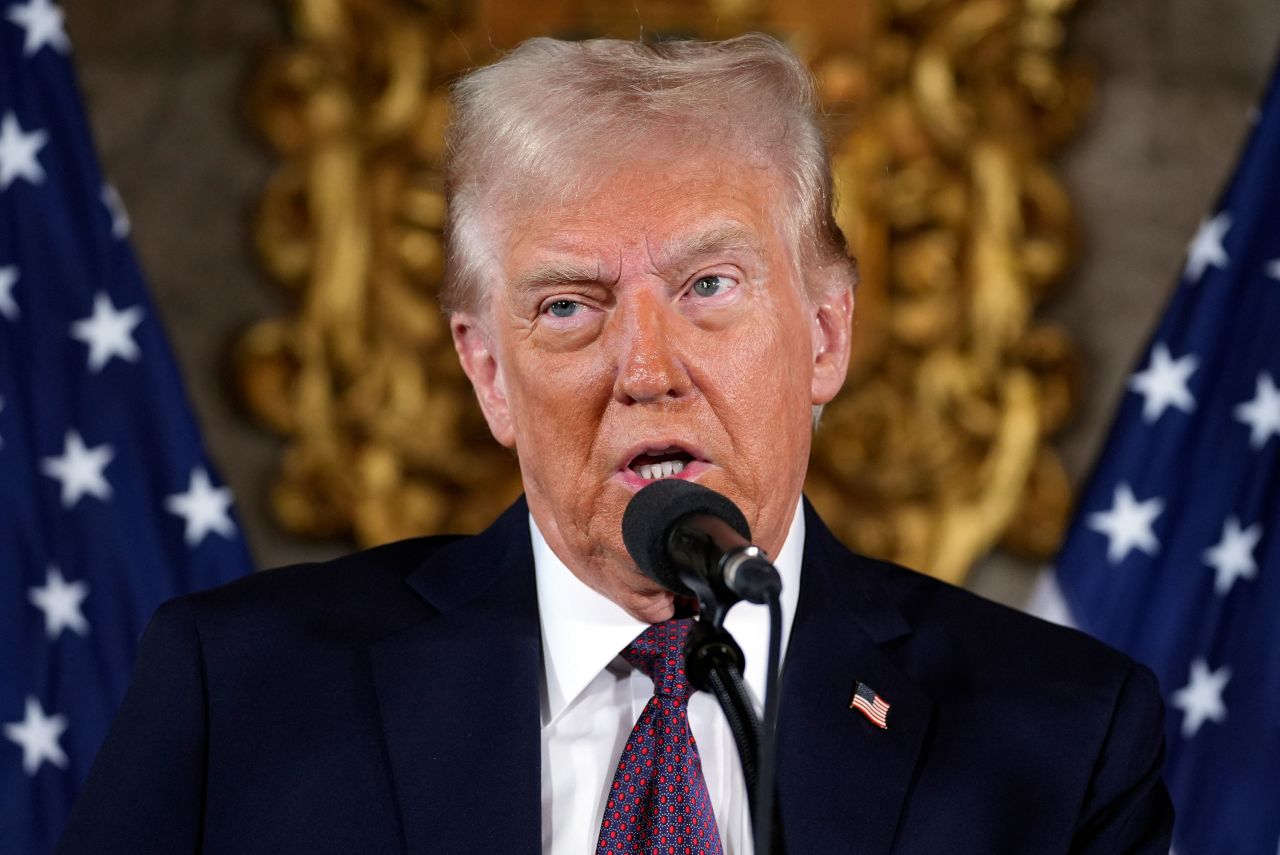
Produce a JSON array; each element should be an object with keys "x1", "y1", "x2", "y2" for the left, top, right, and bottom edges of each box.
[{"x1": 451, "y1": 150, "x2": 852, "y2": 622}]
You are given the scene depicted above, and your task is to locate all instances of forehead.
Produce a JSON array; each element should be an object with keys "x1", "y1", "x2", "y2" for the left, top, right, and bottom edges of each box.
[{"x1": 498, "y1": 151, "x2": 789, "y2": 274}]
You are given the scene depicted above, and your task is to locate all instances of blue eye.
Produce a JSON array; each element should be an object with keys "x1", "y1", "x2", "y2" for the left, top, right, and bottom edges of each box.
[
  {"x1": 546, "y1": 300, "x2": 580, "y2": 318},
  {"x1": 691, "y1": 275, "x2": 730, "y2": 298}
]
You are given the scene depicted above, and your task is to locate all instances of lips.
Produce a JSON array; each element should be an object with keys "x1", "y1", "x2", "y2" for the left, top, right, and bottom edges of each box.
[
  {"x1": 630, "y1": 451, "x2": 692, "y2": 480},
  {"x1": 618, "y1": 442, "x2": 709, "y2": 486}
]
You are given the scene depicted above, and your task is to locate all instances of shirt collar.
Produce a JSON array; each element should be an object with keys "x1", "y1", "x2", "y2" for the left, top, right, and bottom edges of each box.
[{"x1": 532, "y1": 497, "x2": 805, "y2": 726}]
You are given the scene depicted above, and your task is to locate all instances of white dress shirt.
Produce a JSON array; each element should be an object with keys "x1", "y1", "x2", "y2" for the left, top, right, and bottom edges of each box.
[{"x1": 533, "y1": 500, "x2": 804, "y2": 855}]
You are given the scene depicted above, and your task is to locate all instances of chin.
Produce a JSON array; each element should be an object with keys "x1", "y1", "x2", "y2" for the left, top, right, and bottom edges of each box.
[
  {"x1": 625, "y1": 592, "x2": 678, "y2": 624},
  {"x1": 608, "y1": 567, "x2": 676, "y2": 621}
]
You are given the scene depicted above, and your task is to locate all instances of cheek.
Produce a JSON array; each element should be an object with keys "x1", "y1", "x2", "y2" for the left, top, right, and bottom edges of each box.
[
  {"x1": 736, "y1": 299, "x2": 814, "y2": 399},
  {"x1": 714, "y1": 305, "x2": 815, "y2": 470},
  {"x1": 503, "y1": 346, "x2": 614, "y2": 452}
]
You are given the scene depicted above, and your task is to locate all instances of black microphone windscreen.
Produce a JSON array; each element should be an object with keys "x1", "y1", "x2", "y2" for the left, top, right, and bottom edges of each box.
[{"x1": 622, "y1": 479, "x2": 752, "y2": 589}]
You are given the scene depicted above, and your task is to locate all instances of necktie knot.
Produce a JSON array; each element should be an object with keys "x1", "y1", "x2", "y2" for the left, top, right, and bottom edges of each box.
[{"x1": 622, "y1": 617, "x2": 693, "y2": 701}]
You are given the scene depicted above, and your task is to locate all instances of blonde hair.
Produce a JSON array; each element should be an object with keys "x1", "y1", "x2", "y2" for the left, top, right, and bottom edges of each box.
[{"x1": 441, "y1": 33, "x2": 855, "y2": 314}]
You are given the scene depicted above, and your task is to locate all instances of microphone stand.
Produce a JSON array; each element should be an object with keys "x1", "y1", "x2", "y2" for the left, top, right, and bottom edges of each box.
[
  {"x1": 681, "y1": 570, "x2": 783, "y2": 854},
  {"x1": 685, "y1": 618, "x2": 762, "y2": 817}
]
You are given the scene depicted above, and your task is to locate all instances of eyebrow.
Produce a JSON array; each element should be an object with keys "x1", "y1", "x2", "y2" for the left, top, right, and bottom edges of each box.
[
  {"x1": 653, "y1": 223, "x2": 765, "y2": 272},
  {"x1": 510, "y1": 222, "x2": 766, "y2": 294},
  {"x1": 511, "y1": 260, "x2": 611, "y2": 294}
]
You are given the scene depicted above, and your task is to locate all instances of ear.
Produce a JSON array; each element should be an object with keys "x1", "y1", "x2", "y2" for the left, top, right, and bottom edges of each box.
[
  {"x1": 450, "y1": 312, "x2": 516, "y2": 448},
  {"x1": 810, "y1": 284, "x2": 854, "y2": 406}
]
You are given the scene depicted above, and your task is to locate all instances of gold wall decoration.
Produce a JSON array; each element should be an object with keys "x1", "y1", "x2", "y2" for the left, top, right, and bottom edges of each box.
[{"x1": 238, "y1": 0, "x2": 1090, "y2": 582}]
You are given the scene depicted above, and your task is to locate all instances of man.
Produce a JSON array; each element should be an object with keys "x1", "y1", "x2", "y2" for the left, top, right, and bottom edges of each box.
[{"x1": 58, "y1": 35, "x2": 1173, "y2": 854}]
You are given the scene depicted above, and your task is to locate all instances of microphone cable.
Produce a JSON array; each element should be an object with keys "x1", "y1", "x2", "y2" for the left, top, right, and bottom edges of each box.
[{"x1": 753, "y1": 590, "x2": 783, "y2": 855}]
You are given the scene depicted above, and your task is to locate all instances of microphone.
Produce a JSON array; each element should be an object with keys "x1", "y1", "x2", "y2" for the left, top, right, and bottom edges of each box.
[{"x1": 622, "y1": 479, "x2": 782, "y2": 606}]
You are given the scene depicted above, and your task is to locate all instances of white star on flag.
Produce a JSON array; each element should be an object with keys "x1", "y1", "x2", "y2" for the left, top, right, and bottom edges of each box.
[
  {"x1": 3, "y1": 696, "x2": 69, "y2": 776},
  {"x1": 165, "y1": 466, "x2": 237, "y2": 547},
  {"x1": 5, "y1": 0, "x2": 69, "y2": 56},
  {"x1": 0, "y1": 111, "x2": 48, "y2": 190},
  {"x1": 1267, "y1": 258, "x2": 1280, "y2": 282},
  {"x1": 1128, "y1": 343, "x2": 1198, "y2": 422},
  {"x1": 101, "y1": 183, "x2": 130, "y2": 239},
  {"x1": 1183, "y1": 212, "x2": 1232, "y2": 283},
  {"x1": 40, "y1": 430, "x2": 115, "y2": 508},
  {"x1": 1170, "y1": 658, "x2": 1231, "y2": 739},
  {"x1": 28, "y1": 565, "x2": 90, "y2": 639},
  {"x1": 1086, "y1": 482, "x2": 1164, "y2": 564},
  {"x1": 1203, "y1": 516, "x2": 1262, "y2": 595},
  {"x1": 1234, "y1": 371, "x2": 1280, "y2": 450},
  {"x1": 70, "y1": 291, "x2": 144, "y2": 372},
  {"x1": 0, "y1": 263, "x2": 18, "y2": 319}
]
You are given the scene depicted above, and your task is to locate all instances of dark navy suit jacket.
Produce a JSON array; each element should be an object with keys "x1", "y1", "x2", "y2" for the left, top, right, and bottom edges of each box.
[{"x1": 58, "y1": 497, "x2": 1173, "y2": 854}]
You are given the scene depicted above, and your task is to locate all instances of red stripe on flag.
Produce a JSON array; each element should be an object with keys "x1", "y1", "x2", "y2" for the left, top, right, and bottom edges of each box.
[{"x1": 850, "y1": 689, "x2": 890, "y2": 729}]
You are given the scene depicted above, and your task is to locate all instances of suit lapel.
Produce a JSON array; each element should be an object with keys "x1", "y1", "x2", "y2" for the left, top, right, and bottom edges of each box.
[
  {"x1": 777, "y1": 502, "x2": 934, "y2": 854},
  {"x1": 367, "y1": 499, "x2": 542, "y2": 855}
]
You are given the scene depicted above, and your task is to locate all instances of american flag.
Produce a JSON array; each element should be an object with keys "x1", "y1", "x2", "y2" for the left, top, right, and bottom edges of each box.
[
  {"x1": 0, "y1": 2, "x2": 253, "y2": 852},
  {"x1": 1034, "y1": 55, "x2": 1280, "y2": 853},
  {"x1": 849, "y1": 681, "x2": 890, "y2": 729}
]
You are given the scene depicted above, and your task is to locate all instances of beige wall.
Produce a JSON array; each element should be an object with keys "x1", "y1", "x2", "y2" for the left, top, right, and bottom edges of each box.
[{"x1": 66, "y1": 1, "x2": 1280, "y2": 605}]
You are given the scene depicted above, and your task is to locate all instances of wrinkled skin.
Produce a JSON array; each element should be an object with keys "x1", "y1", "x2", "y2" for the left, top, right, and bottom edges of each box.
[{"x1": 451, "y1": 150, "x2": 853, "y2": 622}]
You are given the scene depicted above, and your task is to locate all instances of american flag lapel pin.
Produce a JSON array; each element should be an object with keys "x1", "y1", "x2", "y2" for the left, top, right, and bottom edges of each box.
[{"x1": 850, "y1": 681, "x2": 890, "y2": 729}]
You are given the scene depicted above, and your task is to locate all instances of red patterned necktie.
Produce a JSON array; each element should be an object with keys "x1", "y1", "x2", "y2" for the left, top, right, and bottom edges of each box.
[{"x1": 595, "y1": 618, "x2": 725, "y2": 855}]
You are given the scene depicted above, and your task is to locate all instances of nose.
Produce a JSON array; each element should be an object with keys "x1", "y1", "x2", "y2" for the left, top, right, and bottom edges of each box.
[{"x1": 611, "y1": 290, "x2": 693, "y2": 405}]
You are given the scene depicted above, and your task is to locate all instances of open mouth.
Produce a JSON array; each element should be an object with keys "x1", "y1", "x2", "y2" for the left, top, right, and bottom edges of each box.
[{"x1": 626, "y1": 447, "x2": 699, "y2": 482}]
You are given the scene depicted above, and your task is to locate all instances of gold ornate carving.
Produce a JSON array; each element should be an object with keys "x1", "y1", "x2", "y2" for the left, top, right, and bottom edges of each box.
[{"x1": 238, "y1": 0, "x2": 1088, "y2": 582}]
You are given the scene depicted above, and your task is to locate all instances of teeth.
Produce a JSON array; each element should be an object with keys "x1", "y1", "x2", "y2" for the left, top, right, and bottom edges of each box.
[{"x1": 635, "y1": 459, "x2": 686, "y2": 480}]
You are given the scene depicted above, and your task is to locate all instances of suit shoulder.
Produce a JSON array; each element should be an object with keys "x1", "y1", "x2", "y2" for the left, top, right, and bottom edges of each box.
[
  {"x1": 859, "y1": 555, "x2": 1142, "y2": 689},
  {"x1": 176, "y1": 534, "x2": 464, "y2": 643}
]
